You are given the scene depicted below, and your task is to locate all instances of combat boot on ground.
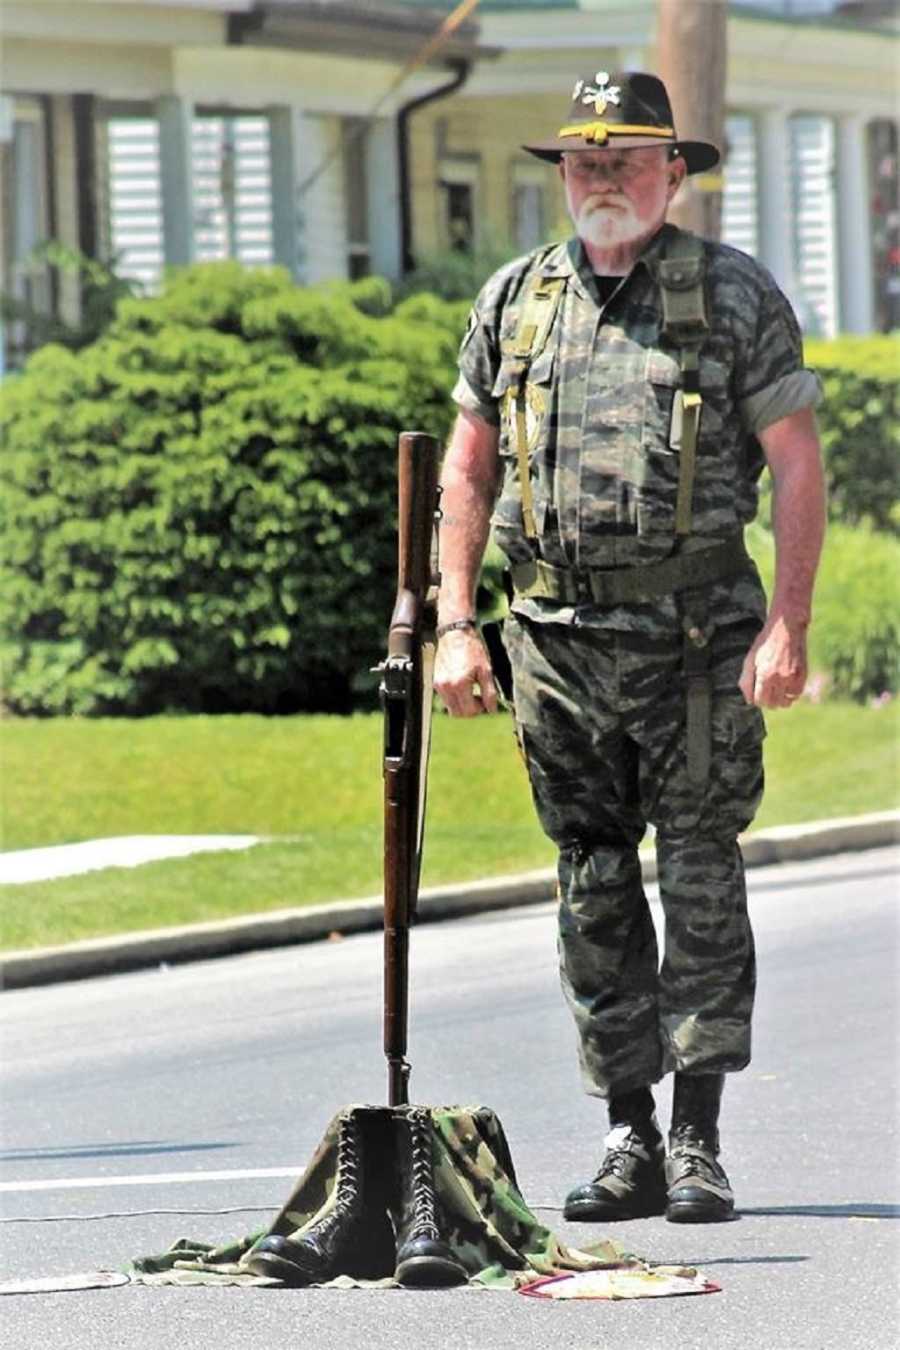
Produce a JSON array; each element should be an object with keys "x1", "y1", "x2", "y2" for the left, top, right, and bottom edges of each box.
[
  {"x1": 666, "y1": 1072, "x2": 735, "y2": 1223},
  {"x1": 391, "y1": 1107, "x2": 468, "y2": 1287},
  {"x1": 246, "y1": 1110, "x2": 394, "y2": 1284},
  {"x1": 563, "y1": 1088, "x2": 667, "y2": 1222}
]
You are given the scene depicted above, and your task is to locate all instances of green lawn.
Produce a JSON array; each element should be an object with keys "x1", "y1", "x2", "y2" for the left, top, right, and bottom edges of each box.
[{"x1": 1, "y1": 702, "x2": 897, "y2": 951}]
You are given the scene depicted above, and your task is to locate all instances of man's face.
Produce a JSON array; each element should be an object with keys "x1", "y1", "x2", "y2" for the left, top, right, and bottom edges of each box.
[{"x1": 559, "y1": 146, "x2": 683, "y2": 248}]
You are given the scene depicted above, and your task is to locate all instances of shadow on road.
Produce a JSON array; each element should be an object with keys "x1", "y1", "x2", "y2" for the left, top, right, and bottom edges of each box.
[
  {"x1": 0, "y1": 1140, "x2": 238, "y2": 1163},
  {"x1": 739, "y1": 1203, "x2": 899, "y2": 1219},
  {"x1": 673, "y1": 1254, "x2": 810, "y2": 1266}
]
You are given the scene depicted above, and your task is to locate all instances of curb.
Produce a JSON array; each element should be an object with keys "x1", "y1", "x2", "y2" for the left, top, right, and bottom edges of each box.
[{"x1": 2, "y1": 811, "x2": 897, "y2": 991}]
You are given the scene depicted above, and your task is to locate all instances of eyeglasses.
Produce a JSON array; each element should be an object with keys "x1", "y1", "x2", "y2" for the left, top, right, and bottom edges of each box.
[{"x1": 562, "y1": 149, "x2": 669, "y2": 183}]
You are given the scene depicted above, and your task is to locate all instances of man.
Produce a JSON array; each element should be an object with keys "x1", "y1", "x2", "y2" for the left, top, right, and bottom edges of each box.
[{"x1": 434, "y1": 71, "x2": 825, "y2": 1225}]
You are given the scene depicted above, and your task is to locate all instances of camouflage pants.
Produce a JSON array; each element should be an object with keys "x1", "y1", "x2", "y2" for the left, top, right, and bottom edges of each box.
[{"x1": 504, "y1": 609, "x2": 765, "y2": 1099}]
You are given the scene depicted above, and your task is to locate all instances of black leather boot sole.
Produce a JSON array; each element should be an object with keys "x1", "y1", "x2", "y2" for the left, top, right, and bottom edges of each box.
[
  {"x1": 563, "y1": 1187, "x2": 668, "y2": 1222},
  {"x1": 245, "y1": 1237, "x2": 320, "y2": 1285},
  {"x1": 394, "y1": 1252, "x2": 469, "y2": 1287},
  {"x1": 666, "y1": 1190, "x2": 735, "y2": 1224}
]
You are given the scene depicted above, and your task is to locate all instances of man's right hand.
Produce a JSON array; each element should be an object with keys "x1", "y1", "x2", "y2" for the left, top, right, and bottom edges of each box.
[{"x1": 434, "y1": 628, "x2": 499, "y2": 717}]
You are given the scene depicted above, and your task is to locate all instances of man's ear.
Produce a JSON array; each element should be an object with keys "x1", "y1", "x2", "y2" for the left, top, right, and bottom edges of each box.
[{"x1": 667, "y1": 155, "x2": 687, "y2": 198}]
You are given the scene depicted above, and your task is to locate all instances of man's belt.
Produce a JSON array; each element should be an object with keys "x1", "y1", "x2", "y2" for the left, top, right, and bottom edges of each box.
[{"x1": 509, "y1": 534, "x2": 750, "y2": 606}]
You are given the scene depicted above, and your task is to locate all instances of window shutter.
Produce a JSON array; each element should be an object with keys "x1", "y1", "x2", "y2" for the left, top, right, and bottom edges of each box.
[
  {"x1": 789, "y1": 114, "x2": 838, "y2": 338},
  {"x1": 104, "y1": 117, "x2": 165, "y2": 290},
  {"x1": 722, "y1": 114, "x2": 759, "y2": 259},
  {"x1": 192, "y1": 115, "x2": 273, "y2": 265}
]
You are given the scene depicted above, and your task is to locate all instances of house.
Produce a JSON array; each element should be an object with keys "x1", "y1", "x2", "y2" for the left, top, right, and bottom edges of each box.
[{"x1": 1, "y1": 0, "x2": 896, "y2": 369}]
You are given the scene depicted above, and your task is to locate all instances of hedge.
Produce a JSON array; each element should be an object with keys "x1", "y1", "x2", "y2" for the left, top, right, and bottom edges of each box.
[
  {"x1": 1, "y1": 265, "x2": 466, "y2": 715},
  {"x1": 806, "y1": 335, "x2": 899, "y2": 534}
]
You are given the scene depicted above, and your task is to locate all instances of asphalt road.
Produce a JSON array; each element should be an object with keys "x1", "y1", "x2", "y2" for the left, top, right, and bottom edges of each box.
[{"x1": 1, "y1": 846, "x2": 897, "y2": 1350}]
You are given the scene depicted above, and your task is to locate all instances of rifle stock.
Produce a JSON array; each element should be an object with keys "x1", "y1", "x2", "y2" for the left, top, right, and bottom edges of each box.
[{"x1": 379, "y1": 431, "x2": 441, "y2": 1107}]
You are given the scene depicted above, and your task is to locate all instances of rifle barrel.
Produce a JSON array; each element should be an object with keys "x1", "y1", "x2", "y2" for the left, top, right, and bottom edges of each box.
[{"x1": 381, "y1": 431, "x2": 440, "y2": 1108}]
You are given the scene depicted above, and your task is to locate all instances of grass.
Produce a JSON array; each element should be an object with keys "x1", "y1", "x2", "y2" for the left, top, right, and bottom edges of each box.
[{"x1": 1, "y1": 702, "x2": 897, "y2": 951}]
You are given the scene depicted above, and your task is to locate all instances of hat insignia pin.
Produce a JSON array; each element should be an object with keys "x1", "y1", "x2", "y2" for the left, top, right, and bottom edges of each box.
[{"x1": 577, "y1": 71, "x2": 621, "y2": 117}]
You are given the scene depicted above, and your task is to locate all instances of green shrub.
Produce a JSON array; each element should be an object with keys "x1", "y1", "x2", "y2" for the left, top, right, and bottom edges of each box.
[
  {"x1": 1, "y1": 263, "x2": 466, "y2": 716},
  {"x1": 748, "y1": 521, "x2": 899, "y2": 701},
  {"x1": 806, "y1": 334, "x2": 899, "y2": 534}
]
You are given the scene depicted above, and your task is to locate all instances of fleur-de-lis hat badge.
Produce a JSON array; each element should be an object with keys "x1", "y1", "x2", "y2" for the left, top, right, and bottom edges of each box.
[{"x1": 524, "y1": 70, "x2": 720, "y2": 175}]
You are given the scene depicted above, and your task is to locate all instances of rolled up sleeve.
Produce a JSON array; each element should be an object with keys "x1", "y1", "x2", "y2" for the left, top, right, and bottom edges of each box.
[
  {"x1": 739, "y1": 367, "x2": 822, "y2": 434},
  {"x1": 735, "y1": 278, "x2": 823, "y2": 434},
  {"x1": 454, "y1": 302, "x2": 501, "y2": 425}
]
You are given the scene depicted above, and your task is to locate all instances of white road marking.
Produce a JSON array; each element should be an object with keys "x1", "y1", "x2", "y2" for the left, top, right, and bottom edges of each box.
[{"x1": 0, "y1": 1167, "x2": 301, "y2": 1194}]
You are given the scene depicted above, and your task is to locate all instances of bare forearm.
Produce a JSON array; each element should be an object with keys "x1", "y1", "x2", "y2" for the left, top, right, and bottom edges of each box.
[
  {"x1": 437, "y1": 413, "x2": 500, "y2": 625},
  {"x1": 768, "y1": 442, "x2": 826, "y2": 628},
  {"x1": 740, "y1": 407, "x2": 826, "y2": 709}
]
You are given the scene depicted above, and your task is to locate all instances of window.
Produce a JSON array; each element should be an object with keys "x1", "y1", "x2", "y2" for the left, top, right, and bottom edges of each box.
[
  {"x1": 1, "y1": 96, "x2": 52, "y2": 366},
  {"x1": 192, "y1": 114, "x2": 273, "y2": 266},
  {"x1": 868, "y1": 118, "x2": 899, "y2": 333},
  {"x1": 511, "y1": 163, "x2": 547, "y2": 252},
  {"x1": 439, "y1": 159, "x2": 479, "y2": 253},
  {"x1": 343, "y1": 118, "x2": 370, "y2": 280}
]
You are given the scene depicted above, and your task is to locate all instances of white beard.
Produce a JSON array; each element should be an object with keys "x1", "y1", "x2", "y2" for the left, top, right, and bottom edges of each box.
[{"x1": 571, "y1": 194, "x2": 646, "y2": 248}]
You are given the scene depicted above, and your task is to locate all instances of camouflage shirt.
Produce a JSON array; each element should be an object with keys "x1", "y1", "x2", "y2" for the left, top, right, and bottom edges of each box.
[{"x1": 453, "y1": 224, "x2": 820, "y2": 630}]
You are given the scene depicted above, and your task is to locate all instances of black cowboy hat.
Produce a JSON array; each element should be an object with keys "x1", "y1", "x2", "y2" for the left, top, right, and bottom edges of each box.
[{"x1": 523, "y1": 70, "x2": 720, "y2": 175}]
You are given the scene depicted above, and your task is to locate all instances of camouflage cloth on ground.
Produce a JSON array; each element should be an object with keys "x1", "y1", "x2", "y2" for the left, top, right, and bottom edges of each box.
[{"x1": 128, "y1": 1105, "x2": 646, "y2": 1290}]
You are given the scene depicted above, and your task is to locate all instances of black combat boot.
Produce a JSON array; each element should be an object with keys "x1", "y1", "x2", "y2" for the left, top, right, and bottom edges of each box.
[
  {"x1": 666, "y1": 1072, "x2": 735, "y2": 1223},
  {"x1": 563, "y1": 1087, "x2": 667, "y2": 1222},
  {"x1": 246, "y1": 1111, "x2": 394, "y2": 1284},
  {"x1": 391, "y1": 1107, "x2": 468, "y2": 1287}
]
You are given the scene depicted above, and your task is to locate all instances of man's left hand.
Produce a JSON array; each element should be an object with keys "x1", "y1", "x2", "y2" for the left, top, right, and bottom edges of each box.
[{"x1": 739, "y1": 614, "x2": 808, "y2": 709}]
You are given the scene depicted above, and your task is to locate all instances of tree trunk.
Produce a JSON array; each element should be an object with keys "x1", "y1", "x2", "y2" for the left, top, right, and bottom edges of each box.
[{"x1": 657, "y1": 0, "x2": 728, "y2": 240}]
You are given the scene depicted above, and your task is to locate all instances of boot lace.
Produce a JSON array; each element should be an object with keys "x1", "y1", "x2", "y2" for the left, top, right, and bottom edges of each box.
[
  {"x1": 405, "y1": 1109, "x2": 440, "y2": 1240},
  {"x1": 312, "y1": 1114, "x2": 362, "y2": 1243},
  {"x1": 595, "y1": 1124, "x2": 653, "y2": 1181},
  {"x1": 669, "y1": 1126, "x2": 728, "y2": 1186}
]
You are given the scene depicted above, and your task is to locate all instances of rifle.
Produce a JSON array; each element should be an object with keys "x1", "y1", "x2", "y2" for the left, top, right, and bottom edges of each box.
[{"x1": 378, "y1": 431, "x2": 441, "y2": 1107}]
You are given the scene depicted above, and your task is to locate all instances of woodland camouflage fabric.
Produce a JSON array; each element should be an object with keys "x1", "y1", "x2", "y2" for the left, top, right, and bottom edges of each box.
[{"x1": 128, "y1": 1105, "x2": 643, "y2": 1289}]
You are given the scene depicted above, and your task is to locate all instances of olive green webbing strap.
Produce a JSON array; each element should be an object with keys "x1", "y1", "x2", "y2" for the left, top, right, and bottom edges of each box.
[
  {"x1": 506, "y1": 276, "x2": 565, "y2": 543},
  {"x1": 514, "y1": 378, "x2": 537, "y2": 539},
  {"x1": 656, "y1": 234, "x2": 709, "y2": 538},
  {"x1": 683, "y1": 591, "x2": 712, "y2": 790},
  {"x1": 675, "y1": 350, "x2": 703, "y2": 536}
]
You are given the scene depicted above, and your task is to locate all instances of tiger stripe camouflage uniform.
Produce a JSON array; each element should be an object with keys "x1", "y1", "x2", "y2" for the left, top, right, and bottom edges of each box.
[{"x1": 453, "y1": 223, "x2": 820, "y2": 1099}]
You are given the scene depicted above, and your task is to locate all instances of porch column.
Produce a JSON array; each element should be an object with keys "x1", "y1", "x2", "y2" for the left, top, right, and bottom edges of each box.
[
  {"x1": 268, "y1": 105, "x2": 300, "y2": 279},
  {"x1": 366, "y1": 117, "x2": 402, "y2": 281},
  {"x1": 755, "y1": 106, "x2": 793, "y2": 292},
  {"x1": 835, "y1": 113, "x2": 874, "y2": 334},
  {"x1": 157, "y1": 95, "x2": 194, "y2": 266}
]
